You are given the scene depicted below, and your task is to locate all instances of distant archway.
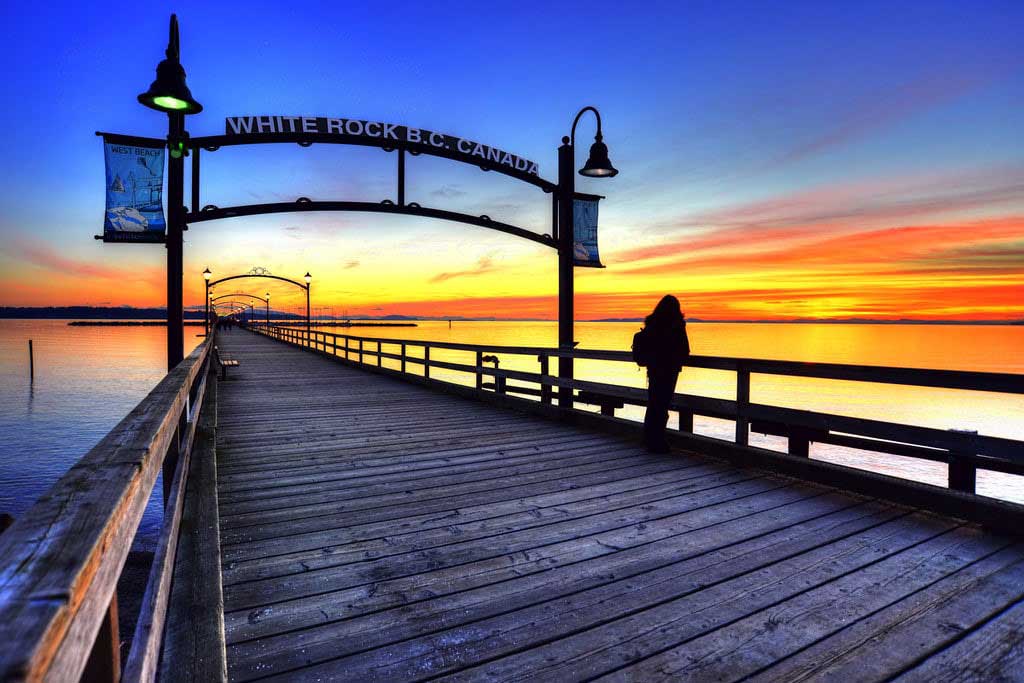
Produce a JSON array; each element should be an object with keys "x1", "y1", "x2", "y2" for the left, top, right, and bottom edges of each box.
[{"x1": 206, "y1": 267, "x2": 310, "y2": 332}]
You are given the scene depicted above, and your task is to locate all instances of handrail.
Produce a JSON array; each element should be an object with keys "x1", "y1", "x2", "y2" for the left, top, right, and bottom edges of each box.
[
  {"x1": 253, "y1": 324, "x2": 1024, "y2": 494},
  {"x1": 0, "y1": 338, "x2": 214, "y2": 682},
  {"x1": 259, "y1": 325, "x2": 1024, "y2": 394}
]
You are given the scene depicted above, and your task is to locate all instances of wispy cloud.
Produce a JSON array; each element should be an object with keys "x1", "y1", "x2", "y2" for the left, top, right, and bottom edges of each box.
[
  {"x1": 12, "y1": 239, "x2": 159, "y2": 282},
  {"x1": 617, "y1": 216, "x2": 1024, "y2": 277},
  {"x1": 429, "y1": 255, "x2": 497, "y2": 283},
  {"x1": 690, "y1": 167, "x2": 1022, "y2": 231},
  {"x1": 770, "y1": 71, "x2": 995, "y2": 167},
  {"x1": 616, "y1": 166, "x2": 1024, "y2": 266},
  {"x1": 432, "y1": 184, "x2": 468, "y2": 199}
]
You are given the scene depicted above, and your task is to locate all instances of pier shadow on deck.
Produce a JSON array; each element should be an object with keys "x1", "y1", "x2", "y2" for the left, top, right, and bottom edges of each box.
[{"x1": 212, "y1": 331, "x2": 1024, "y2": 682}]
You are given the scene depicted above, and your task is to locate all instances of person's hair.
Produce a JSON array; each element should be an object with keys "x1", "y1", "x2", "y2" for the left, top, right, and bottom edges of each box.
[{"x1": 645, "y1": 294, "x2": 685, "y2": 329}]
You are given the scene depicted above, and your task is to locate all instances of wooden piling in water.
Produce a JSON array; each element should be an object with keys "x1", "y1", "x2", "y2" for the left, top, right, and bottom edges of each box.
[{"x1": 28, "y1": 339, "x2": 34, "y2": 381}]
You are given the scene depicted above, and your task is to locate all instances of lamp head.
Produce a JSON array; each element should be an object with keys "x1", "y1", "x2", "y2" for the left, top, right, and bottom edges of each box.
[
  {"x1": 304, "y1": 272, "x2": 312, "y2": 284},
  {"x1": 203, "y1": 267, "x2": 211, "y2": 281},
  {"x1": 137, "y1": 15, "x2": 203, "y2": 115},
  {"x1": 579, "y1": 135, "x2": 618, "y2": 178}
]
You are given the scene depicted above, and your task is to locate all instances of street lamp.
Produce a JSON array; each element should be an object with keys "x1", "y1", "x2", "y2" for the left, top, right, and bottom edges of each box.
[
  {"x1": 304, "y1": 272, "x2": 312, "y2": 338},
  {"x1": 139, "y1": 14, "x2": 203, "y2": 371},
  {"x1": 203, "y1": 267, "x2": 212, "y2": 335},
  {"x1": 556, "y1": 106, "x2": 617, "y2": 407},
  {"x1": 137, "y1": 15, "x2": 203, "y2": 116},
  {"x1": 265, "y1": 292, "x2": 271, "y2": 328}
]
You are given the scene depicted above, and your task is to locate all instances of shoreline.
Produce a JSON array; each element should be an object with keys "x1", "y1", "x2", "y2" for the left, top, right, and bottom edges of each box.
[{"x1": 66, "y1": 320, "x2": 419, "y2": 327}]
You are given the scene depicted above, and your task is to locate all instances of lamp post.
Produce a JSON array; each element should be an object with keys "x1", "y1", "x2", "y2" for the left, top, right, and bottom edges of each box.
[
  {"x1": 304, "y1": 272, "x2": 312, "y2": 338},
  {"x1": 203, "y1": 267, "x2": 212, "y2": 335},
  {"x1": 557, "y1": 106, "x2": 618, "y2": 407},
  {"x1": 265, "y1": 292, "x2": 271, "y2": 328},
  {"x1": 138, "y1": 14, "x2": 203, "y2": 371}
]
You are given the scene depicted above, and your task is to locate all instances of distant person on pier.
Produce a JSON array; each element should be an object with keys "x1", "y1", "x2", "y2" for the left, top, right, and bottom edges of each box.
[{"x1": 633, "y1": 295, "x2": 690, "y2": 453}]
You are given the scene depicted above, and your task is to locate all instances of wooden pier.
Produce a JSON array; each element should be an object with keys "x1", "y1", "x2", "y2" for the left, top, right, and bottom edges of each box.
[{"x1": 2, "y1": 328, "x2": 1023, "y2": 681}]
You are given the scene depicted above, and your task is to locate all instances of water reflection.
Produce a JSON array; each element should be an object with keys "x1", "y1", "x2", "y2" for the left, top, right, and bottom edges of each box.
[{"x1": 0, "y1": 320, "x2": 201, "y2": 546}]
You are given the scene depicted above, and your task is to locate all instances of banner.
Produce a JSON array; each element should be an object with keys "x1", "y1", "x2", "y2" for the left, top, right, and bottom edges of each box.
[
  {"x1": 573, "y1": 198, "x2": 604, "y2": 267},
  {"x1": 102, "y1": 137, "x2": 166, "y2": 243}
]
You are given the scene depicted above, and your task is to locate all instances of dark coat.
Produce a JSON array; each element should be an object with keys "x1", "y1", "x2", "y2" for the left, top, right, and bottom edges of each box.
[{"x1": 646, "y1": 321, "x2": 690, "y2": 373}]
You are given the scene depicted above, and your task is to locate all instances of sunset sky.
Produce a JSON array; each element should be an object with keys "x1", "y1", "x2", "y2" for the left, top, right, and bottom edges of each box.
[{"x1": 0, "y1": 1, "x2": 1021, "y2": 320}]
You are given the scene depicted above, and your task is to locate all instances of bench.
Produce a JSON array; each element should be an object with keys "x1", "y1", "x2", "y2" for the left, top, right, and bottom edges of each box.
[{"x1": 213, "y1": 345, "x2": 240, "y2": 379}]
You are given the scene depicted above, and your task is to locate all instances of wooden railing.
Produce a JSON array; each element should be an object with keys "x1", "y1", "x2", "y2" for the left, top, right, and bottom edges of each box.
[
  {"x1": 255, "y1": 324, "x2": 1024, "y2": 495},
  {"x1": 0, "y1": 338, "x2": 214, "y2": 682}
]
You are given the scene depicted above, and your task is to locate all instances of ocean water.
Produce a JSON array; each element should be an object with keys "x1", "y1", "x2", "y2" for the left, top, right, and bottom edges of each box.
[
  {"x1": 1, "y1": 319, "x2": 1022, "y2": 546},
  {"x1": 0, "y1": 321, "x2": 202, "y2": 546}
]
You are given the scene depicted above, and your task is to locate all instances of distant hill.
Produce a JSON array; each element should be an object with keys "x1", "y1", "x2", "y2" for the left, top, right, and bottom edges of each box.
[
  {"x1": 0, "y1": 306, "x2": 305, "y2": 320},
  {"x1": 1, "y1": 306, "x2": 205, "y2": 320},
  {"x1": 1, "y1": 307, "x2": 1021, "y2": 325}
]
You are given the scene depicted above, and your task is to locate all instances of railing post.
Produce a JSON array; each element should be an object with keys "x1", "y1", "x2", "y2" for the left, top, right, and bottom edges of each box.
[
  {"x1": 163, "y1": 402, "x2": 187, "y2": 505},
  {"x1": 401, "y1": 343, "x2": 406, "y2": 373},
  {"x1": 81, "y1": 595, "x2": 120, "y2": 683},
  {"x1": 678, "y1": 409, "x2": 694, "y2": 432},
  {"x1": 377, "y1": 341, "x2": 382, "y2": 367},
  {"x1": 949, "y1": 455, "x2": 976, "y2": 493},
  {"x1": 788, "y1": 427, "x2": 810, "y2": 457},
  {"x1": 948, "y1": 429, "x2": 978, "y2": 493},
  {"x1": 476, "y1": 351, "x2": 483, "y2": 390},
  {"x1": 736, "y1": 364, "x2": 750, "y2": 446},
  {"x1": 539, "y1": 354, "x2": 551, "y2": 405},
  {"x1": 424, "y1": 346, "x2": 431, "y2": 378},
  {"x1": 358, "y1": 339, "x2": 363, "y2": 364}
]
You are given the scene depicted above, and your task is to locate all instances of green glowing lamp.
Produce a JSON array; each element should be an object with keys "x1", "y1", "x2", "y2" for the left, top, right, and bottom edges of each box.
[
  {"x1": 152, "y1": 96, "x2": 190, "y2": 111},
  {"x1": 137, "y1": 15, "x2": 203, "y2": 115}
]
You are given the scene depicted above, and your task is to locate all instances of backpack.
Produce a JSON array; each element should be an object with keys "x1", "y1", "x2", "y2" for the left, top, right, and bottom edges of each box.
[{"x1": 632, "y1": 328, "x2": 652, "y2": 367}]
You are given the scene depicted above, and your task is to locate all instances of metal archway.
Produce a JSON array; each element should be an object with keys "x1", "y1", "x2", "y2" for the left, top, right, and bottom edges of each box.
[
  {"x1": 167, "y1": 128, "x2": 605, "y2": 406},
  {"x1": 211, "y1": 292, "x2": 270, "y2": 327},
  {"x1": 101, "y1": 30, "x2": 615, "y2": 403},
  {"x1": 212, "y1": 301, "x2": 249, "y2": 322},
  {"x1": 205, "y1": 269, "x2": 311, "y2": 335}
]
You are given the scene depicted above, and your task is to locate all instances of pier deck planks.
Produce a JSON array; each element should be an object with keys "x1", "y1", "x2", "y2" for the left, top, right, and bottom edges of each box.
[{"x1": 212, "y1": 331, "x2": 1024, "y2": 682}]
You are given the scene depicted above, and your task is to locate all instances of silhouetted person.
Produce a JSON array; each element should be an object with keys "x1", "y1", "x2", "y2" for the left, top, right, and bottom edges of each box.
[{"x1": 637, "y1": 295, "x2": 690, "y2": 453}]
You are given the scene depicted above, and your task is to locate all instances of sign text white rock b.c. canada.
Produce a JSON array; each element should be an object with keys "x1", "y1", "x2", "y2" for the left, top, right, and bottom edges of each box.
[{"x1": 225, "y1": 116, "x2": 539, "y2": 175}]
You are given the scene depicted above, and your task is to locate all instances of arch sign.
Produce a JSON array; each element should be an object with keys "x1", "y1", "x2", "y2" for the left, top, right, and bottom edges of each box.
[
  {"x1": 98, "y1": 102, "x2": 613, "y2": 407},
  {"x1": 225, "y1": 116, "x2": 541, "y2": 176}
]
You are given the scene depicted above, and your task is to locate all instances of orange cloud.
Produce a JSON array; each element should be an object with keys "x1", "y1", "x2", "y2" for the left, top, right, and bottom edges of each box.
[{"x1": 618, "y1": 216, "x2": 1024, "y2": 277}]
